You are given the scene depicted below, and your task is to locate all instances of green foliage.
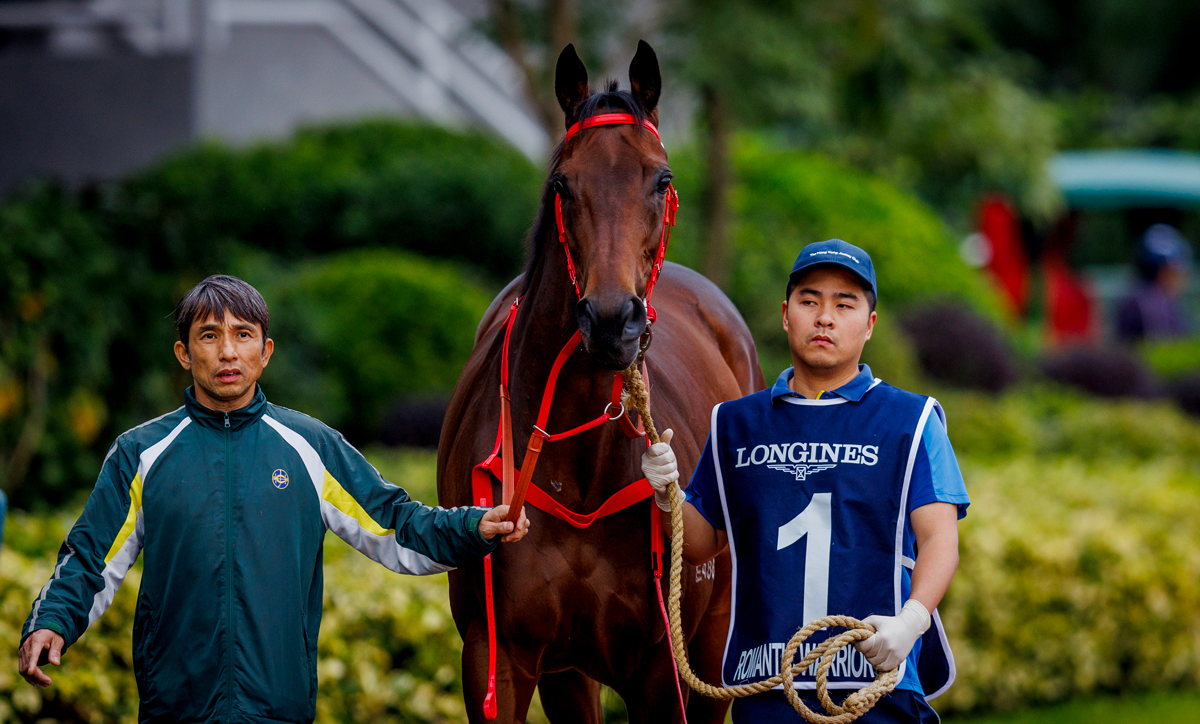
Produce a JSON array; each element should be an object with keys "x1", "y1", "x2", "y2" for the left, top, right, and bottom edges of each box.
[
  {"x1": 5, "y1": 399, "x2": 1200, "y2": 722},
  {"x1": 667, "y1": 0, "x2": 1060, "y2": 223},
  {"x1": 111, "y1": 120, "x2": 541, "y2": 280},
  {"x1": 0, "y1": 186, "x2": 123, "y2": 508},
  {"x1": 940, "y1": 456, "x2": 1200, "y2": 713},
  {"x1": 1141, "y1": 336, "x2": 1200, "y2": 379},
  {"x1": 0, "y1": 120, "x2": 535, "y2": 508},
  {"x1": 669, "y1": 137, "x2": 1000, "y2": 374},
  {"x1": 943, "y1": 690, "x2": 1200, "y2": 724},
  {"x1": 262, "y1": 250, "x2": 493, "y2": 440}
]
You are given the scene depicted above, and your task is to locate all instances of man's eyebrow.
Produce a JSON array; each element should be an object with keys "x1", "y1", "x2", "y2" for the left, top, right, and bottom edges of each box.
[
  {"x1": 834, "y1": 291, "x2": 861, "y2": 300},
  {"x1": 798, "y1": 287, "x2": 823, "y2": 296}
]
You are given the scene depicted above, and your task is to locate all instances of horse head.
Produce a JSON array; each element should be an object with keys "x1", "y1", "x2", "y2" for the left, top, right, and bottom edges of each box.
[{"x1": 550, "y1": 40, "x2": 673, "y2": 370}]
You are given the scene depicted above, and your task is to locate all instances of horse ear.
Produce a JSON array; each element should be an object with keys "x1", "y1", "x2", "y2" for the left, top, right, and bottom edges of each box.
[
  {"x1": 628, "y1": 40, "x2": 661, "y2": 115},
  {"x1": 555, "y1": 43, "x2": 590, "y2": 122}
]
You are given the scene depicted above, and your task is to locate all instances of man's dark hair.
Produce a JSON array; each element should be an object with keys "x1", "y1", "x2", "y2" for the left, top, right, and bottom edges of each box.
[
  {"x1": 174, "y1": 275, "x2": 270, "y2": 348},
  {"x1": 786, "y1": 270, "x2": 877, "y2": 313}
]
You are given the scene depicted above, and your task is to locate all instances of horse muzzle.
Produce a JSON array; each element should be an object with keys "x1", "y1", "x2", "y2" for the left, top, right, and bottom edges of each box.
[{"x1": 577, "y1": 295, "x2": 646, "y2": 370}]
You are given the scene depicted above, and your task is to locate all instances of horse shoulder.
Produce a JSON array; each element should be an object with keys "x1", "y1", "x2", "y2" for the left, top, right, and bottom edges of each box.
[{"x1": 655, "y1": 262, "x2": 767, "y2": 394}]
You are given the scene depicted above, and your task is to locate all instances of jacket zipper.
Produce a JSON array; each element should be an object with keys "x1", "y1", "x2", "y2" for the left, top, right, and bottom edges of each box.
[{"x1": 224, "y1": 412, "x2": 233, "y2": 721}]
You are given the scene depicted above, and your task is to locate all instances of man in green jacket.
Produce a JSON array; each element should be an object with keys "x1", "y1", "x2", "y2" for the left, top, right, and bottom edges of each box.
[{"x1": 17, "y1": 275, "x2": 528, "y2": 723}]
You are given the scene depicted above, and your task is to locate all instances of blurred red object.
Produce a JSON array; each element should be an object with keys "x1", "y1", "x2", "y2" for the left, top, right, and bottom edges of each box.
[
  {"x1": 978, "y1": 195, "x2": 1029, "y2": 315},
  {"x1": 1044, "y1": 250, "x2": 1095, "y2": 343}
]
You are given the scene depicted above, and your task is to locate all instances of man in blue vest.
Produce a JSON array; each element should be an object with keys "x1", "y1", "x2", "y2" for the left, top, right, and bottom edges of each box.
[
  {"x1": 17, "y1": 275, "x2": 529, "y2": 723},
  {"x1": 643, "y1": 240, "x2": 968, "y2": 722}
]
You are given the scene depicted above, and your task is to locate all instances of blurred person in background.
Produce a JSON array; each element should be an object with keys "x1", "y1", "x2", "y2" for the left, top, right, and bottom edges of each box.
[
  {"x1": 16, "y1": 275, "x2": 528, "y2": 724},
  {"x1": 1117, "y1": 223, "x2": 1193, "y2": 342}
]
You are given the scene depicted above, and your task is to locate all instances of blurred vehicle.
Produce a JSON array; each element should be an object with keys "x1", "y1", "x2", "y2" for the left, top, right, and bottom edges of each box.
[{"x1": 966, "y1": 150, "x2": 1200, "y2": 344}]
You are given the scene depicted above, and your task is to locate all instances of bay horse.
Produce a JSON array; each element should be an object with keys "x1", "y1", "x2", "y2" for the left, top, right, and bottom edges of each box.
[{"x1": 438, "y1": 41, "x2": 764, "y2": 723}]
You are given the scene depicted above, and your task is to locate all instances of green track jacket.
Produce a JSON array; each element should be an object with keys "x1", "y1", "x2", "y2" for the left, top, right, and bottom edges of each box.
[{"x1": 22, "y1": 386, "x2": 495, "y2": 724}]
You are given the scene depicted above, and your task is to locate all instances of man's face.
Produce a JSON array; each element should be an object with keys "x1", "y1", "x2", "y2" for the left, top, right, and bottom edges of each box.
[
  {"x1": 782, "y1": 267, "x2": 876, "y2": 372},
  {"x1": 173, "y1": 310, "x2": 273, "y2": 409}
]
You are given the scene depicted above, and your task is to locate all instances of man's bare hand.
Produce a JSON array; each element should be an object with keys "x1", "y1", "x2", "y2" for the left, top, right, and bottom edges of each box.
[
  {"x1": 479, "y1": 505, "x2": 530, "y2": 543},
  {"x1": 18, "y1": 629, "x2": 64, "y2": 687}
]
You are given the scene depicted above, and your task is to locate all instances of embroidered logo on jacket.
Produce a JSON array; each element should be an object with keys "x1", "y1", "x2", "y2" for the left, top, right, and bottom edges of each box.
[{"x1": 272, "y1": 469, "x2": 289, "y2": 489}]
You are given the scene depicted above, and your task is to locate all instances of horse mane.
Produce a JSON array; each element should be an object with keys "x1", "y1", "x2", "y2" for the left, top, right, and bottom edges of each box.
[{"x1": 519, "y1": 81, "x2": 649, "y2": 296}]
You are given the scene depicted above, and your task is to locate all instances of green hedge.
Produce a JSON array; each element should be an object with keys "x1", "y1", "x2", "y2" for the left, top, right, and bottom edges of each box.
[
  {"x1": 4, "y1": 395, "x2": 1200, "y2": 721},
  {"x1": 669, "y1": 137, "x2": 1000, "y2": 374},
  {"x1": 261, "y1": 250, "x2": 493, "y2": 441},
  {"x1": 0, "y1": 121, "x2": 537, "y2": 508}
]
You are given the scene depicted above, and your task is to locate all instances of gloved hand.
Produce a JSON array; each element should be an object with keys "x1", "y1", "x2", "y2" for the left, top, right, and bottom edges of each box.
[
  {"x1": 855, "y1": 599, "x2": 931, "y2": 671},
  {"x1": 642, "y1": 429, "x2": 679, "y2": 512}
]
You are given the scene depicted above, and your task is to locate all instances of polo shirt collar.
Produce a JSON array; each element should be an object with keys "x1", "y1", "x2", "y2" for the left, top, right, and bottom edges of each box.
[{"x1": 771, "y1": 364, "x2": 876, "y2": 403}]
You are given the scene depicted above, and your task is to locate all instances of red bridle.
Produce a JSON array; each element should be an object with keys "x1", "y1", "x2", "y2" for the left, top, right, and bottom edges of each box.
[
  {"x1": 469, "y1": 112, "x2": 687, "y2": 721},
  {"x1": 554, "y1": 113, "x2": 680, "y2": 322}
]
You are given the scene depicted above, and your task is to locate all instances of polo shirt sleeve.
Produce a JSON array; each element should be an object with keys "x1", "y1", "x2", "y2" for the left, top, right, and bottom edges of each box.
[
  {"x1": 684, "y1": 431, "x2": 726, "y2": 531},
  {"x1": 906, "y1": 410, "x2": 970, "y2": 519}
]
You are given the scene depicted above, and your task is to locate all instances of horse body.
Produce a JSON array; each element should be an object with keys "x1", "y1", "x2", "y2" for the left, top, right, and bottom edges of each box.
[{"x1": 437, "y1": 42, "x2": 764, "y2": 723}]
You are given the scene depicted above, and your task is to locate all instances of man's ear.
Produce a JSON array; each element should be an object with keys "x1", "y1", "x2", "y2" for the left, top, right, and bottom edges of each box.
[
  {"x1": 173, "y1": 341, "x2": 192, "y2": 371},
  {"x1": 781, "y1": 300, "x2": 790, "y2": 332},
  {"x1": 261, "y1": 338, "x2": 274, "y2": 366},
  {"x1": 864, "y1": 311, "x2": 877, "y2": 340}
]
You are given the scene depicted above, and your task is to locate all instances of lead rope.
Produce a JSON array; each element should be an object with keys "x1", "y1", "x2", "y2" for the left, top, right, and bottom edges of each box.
[{"x1": 620, "y1": 366, "x2": 900, "y2": 724}]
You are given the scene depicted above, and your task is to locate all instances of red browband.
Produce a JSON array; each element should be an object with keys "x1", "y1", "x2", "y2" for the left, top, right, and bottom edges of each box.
[{"x1": 564, "y1": 113, "x2": 662, "y2": 144}]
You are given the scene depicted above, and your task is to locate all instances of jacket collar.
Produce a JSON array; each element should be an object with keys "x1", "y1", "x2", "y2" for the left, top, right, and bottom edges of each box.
[
  {"x1": 184, "y1": 385, "x2": 268, "y2": 431},
  {"x1": 771, "y1": 364, "x2": 876, "y2": 404}
]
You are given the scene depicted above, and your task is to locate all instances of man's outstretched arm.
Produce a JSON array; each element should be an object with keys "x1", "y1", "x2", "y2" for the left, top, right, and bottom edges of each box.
[{"x1": 309, "y1": 423, "x2": 528, "y2": 573}]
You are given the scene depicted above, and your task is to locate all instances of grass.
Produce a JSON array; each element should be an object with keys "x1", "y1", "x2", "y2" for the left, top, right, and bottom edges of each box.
[{"x1": 941, "y1": 690, "x2": 1200, "y2": 724}]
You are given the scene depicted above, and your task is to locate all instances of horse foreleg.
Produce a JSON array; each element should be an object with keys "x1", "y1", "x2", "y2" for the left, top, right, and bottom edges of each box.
[
  {"x1": 461, "y1": 622, "x2": 541, "y2": 724},
  {"x1": 537, "y1": 670, "x2": 602, "y2": 724}
]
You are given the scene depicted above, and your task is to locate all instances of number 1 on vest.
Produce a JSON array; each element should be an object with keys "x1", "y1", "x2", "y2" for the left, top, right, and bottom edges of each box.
[{"x1": 776, "y1": 493, "x2": 832, "y2": 625}]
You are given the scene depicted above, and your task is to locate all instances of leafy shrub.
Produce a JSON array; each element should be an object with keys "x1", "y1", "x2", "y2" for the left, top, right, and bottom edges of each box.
[
  {"x1": 938, "y1": 455, "x2": 1200, "y2": 715},
  {"x1": 1141, "y1": 336, "x2": 1200, "y2": 380},
  {"x1": 0, "y1": 120, "x2": 535, "y2": 508},
  {"x1": 900, "y1": 303, "x2": 1017, "y2": 392},
  {"x1": 262, "y1": 250, "x2": 493, "y2": 442},
  {"x1": 1040, "y1": 347, "x2": 1157, "y2": 399},
  {"x1": 0, "y1": 186, "x2": 125, "y2": 509},
  {"x1": 668, "y1": 137, "x2": 1001, "y2": 374},
  {"x1": 108, "y1": 120, "x2": 541, "y2": 281}
]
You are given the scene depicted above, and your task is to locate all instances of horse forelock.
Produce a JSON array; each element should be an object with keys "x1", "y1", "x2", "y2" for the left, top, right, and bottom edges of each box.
[{"x1": 519, "y1": 84, "x2": 651, "y2": 296}]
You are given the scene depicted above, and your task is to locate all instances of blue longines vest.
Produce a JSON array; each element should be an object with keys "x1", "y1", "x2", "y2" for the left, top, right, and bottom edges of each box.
[{"x1": 710, "y1": 380, "x2": 955, "y2": 698}]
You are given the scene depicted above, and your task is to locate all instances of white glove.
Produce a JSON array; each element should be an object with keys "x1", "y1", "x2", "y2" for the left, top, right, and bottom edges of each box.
[
  {"x1": 855, "y1": 599, "x2": 931, "y2": 671},
  {"x1": 642, "y1": 428, "x2": 679, "y2": 512}
]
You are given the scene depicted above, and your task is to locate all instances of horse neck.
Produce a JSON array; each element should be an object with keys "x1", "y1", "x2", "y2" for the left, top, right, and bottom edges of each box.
[{"x1": 505, "y1": 227, "x2": 632, "y2": 503}]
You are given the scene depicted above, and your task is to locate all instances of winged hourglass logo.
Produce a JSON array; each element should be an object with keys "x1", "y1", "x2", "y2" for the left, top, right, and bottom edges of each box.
[{"x1": 767, "y1": 464, "x2": 836, "y2": 481}]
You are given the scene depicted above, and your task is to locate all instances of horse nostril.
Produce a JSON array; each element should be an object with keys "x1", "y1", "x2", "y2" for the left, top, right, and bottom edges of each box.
[
  {"x1": 576, "y1": 298, "x2": 598, "y2": 337},
  {"x1": 621, "y1": 297, "x2": 647, "y2": 341}
]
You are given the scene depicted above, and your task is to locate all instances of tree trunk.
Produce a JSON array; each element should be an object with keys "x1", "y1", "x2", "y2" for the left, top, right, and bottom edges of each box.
[
  {"x1": 489, "y1": 0, "x2": 577, "y2": 140},
  {"x1": 700, "y1": 85, "x2": 732, "y2": 289}
]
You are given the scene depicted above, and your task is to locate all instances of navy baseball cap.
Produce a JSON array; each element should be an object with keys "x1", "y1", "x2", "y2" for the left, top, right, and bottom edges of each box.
[{"x1": 789, "y1": 239, "x2": 876, "y2": 294}]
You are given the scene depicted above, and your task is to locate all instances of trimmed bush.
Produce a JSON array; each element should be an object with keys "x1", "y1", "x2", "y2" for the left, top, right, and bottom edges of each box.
[
  {"x1": 109, "y1": 120, "x2": 541, "y2": 280},
  {"x1": 5, "y1": 401, "x2": 1200, "y2": 721},
  {"x1": 261, "y1": 250, "x2": 493, "y2": 442},
  {"x1": 901, "y1": 303, "x2": 1017, "y2": 392}
]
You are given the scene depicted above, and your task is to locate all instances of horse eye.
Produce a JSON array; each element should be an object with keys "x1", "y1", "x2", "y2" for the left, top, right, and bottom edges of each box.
[
  {"x1": 656, "y1": 176, "x2": 672, "y2": 195},
  {"x1": 553, "y1": 177, "x2": 569, "y2": 197}
]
